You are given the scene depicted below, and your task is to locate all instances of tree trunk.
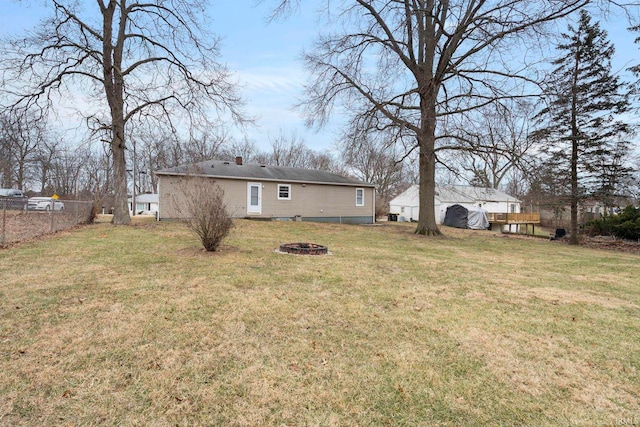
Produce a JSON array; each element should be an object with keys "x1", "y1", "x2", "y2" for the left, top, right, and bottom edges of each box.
[
  {"x1": 414, "y1": 141, "x2": 440, "y2": 236},
  {"x1": 415, "y1": 89, "x2": 441, "y2": 236},
  {"x1": 569, "y1": 46, "x2": 581, "y2": 246},
  {"x1": 570, "y1": 135, "x2": 579, "y2": 245},
  {"x1": 111, "y1": 131, "x2": 130, "y2": 225},
  {"x1": 104, "y1": 1, "x2": 130, "y2": 225}
]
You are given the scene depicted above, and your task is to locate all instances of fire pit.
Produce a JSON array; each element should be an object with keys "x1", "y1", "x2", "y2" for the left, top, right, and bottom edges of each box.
[{"x1": 279, "y1": 242, "x2": 328, "y2": 255}]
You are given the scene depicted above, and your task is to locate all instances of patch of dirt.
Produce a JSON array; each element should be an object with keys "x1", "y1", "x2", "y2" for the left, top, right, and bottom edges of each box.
[
  {"x1": 493, "y1": 230, "x2": 640, "y2": 254},
  {"x1": 578, "y1": 237, "x2": 640, "y2": 254},
  {"x1": 175, "y1": 244, "x2": 239, "y2": 256}
]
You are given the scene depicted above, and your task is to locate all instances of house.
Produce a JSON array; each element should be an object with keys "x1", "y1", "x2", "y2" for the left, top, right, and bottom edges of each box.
[
  {"x1": 129, "y1": 193, "x2": 159, "y2": 216},
  {"x1": 389, "y1": 184, "x2": 522, "y2": 227},
  {"x1": 536, "y1": 199, "x2": 624, "y2": 229},
  {"x1": 155, "y1": 157, "x2": 376, "y2": 224}
]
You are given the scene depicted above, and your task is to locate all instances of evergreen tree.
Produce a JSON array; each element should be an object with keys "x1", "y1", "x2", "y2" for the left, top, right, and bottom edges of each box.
[{"x1": 533, "y1": 10, "x2": 632, "y2": 244}]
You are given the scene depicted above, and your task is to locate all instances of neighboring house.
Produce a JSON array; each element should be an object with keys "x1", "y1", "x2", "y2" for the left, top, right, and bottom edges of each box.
[
  {"x1": 389, "y1": 184, "x2": 521, "y2": 224},
  {"x1": 129, "y1": 193, "x2": 159, "y2": 216},
  {"x1": 537, "y1": 199, "x2": 624, "y2": 229},
  {"x1": 156, "y1": 157, "x2": 376, "y2": 224}
]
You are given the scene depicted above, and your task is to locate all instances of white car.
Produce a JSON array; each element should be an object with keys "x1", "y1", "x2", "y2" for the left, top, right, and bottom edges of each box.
[{"x1": 28, "y1": 197, "x2": 65, "y2": 211}]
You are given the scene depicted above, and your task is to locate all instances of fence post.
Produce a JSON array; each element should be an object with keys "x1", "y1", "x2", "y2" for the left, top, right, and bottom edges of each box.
[
  {"x1": 50, "y1": 200, "x2": 55, "y2": 232},
  {"x1": 1, "y1": 200, "x2": 6, "y2": 247}
]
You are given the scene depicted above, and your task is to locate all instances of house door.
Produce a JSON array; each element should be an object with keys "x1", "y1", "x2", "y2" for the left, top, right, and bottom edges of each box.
[{"x1": 247, "y1": 182, "x2": 262, "y2": 215}]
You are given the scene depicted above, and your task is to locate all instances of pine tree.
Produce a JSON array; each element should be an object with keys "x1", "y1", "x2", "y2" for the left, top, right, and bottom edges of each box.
[{"x1": 533, "y1": 10, "x2": 631, "y2": 244}]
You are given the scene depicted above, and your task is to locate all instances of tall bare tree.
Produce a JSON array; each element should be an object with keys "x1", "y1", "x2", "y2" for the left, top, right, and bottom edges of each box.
[
  {"x1": 33, "y1": 137, "x2": 61, "y2": 195},
  {"x1": 340, "y1": 129, "x2": 409, "y2": 217},
  {"x1": 0, "y1": 111, "x2": 46, "y2": 190},
  {"x1": 0, "y1": 114, "x2": 16, "y2": 188},
  {"x1": 445, "y1": 100, "x2": 536, "y2": 190},
  {"x1": 256, "y1": 129, "x2": 340, "y2": 171},
  {"x1": 284, "y1": 0, "x2": 590, "y2": 235},
  {"x1": 81, "y1": 145, "x2": 113, "y2": 201},
  {"x1": 1, "y1": 0, "x2": 243, "y2": 224}
]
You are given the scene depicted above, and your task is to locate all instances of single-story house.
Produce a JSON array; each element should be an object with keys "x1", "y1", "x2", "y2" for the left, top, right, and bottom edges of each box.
[
  {"x1": 129, "y1": 193, "x2": 159, "y2": 216},
  {"x1": 389, "y1": 184, "x2": 521, "y2": 224},
  {"x1": 155, "y1": 157, "x2": 376, "y2": 224}
]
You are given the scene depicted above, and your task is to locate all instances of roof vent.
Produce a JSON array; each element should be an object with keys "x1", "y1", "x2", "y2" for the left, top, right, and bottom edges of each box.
[
  {"x1": 260, "y1": 165, "x2": 266, "y2": 168},
  {"x1": 223, "y1": 161, "x2": 230, "y2": 165}
]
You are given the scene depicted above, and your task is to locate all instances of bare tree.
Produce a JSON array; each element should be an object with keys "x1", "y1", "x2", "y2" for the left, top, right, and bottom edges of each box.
[
  {"x1": 218, "y1": 137, "x2": 261, "y2": 165},
  {"x1": 251, "y1": 129, "x2": 342, "y2": 172},
  {"x1": 0, "y1": 111, "x2": 46, "y2": 190},
  {"x1": 289, "y1": 0, "x2": 590, "y2": 235},
  {"x1": 0, "y1": 114, "x2": 16, "y2": 188},
  {"x1": 445, "y1": 100, "x2": 536, "y2": 190},
  {"x1": 52, "y1": 146, "x2": 92, "y2": 197},
  {"x1": 340, "y1": 129, "x2": 409, "y2": 217},
  {"x1": 268, "y1": 130, "x2": 308, "y2": 167},
  {"x1": 80, "y1": 145, "x2": 113, "y2": 202},
  {"x1": 1, "y1": 0, "x2": 244, "y2": 224},
  {"x1": 33, "y1": 137, "x2": 60, "y2": 195}
]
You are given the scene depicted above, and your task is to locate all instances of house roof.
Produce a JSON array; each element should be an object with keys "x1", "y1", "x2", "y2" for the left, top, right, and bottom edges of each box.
[
  {"x1": 390, "y1": 184, "x2": 520, "y2": 205},
  {"x1": 436, "y1": 185, "x2": 520, "y2": 203},
  {"x1": 155, "y1": 160, "x2": 375, "y2": 187},
  {"x1": 389, "y1": 185, "x2": 420, "y2": 206}
]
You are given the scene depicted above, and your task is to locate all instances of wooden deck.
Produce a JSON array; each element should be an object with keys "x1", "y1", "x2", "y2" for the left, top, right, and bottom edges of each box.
[{"x1": 487, "y1": 212, "x2": 540, "y2": 224}]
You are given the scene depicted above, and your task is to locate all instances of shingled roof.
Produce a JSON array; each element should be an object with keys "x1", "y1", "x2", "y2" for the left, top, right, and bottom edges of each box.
[
  {"x1": 155, "y1": 160, "x2": 375, "y2": 187},
  {"x1": 435, "y1": 185, "x2": 520, "y2": 203},
  {"x1": 391, "y1": 184, "x2": 520, "y2": 205}
]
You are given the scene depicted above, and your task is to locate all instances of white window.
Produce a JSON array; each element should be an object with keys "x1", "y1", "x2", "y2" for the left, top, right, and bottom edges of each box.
[
  {"x1": 400, "y1": 207, "x2": 405, "y2": 213},
  {"x1": 510, "y1": 204, "x2": 516, "y2": 213},
  {"x1": 277, "y1": 184, "x2": 291, "y2": 200},
  {"x1": 356, "y1": 188, "x2": 364, "y2": 206}
]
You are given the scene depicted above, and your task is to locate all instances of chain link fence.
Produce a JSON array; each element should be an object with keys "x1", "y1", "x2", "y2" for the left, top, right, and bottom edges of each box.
[{"x1": 1, "y1": 198, "x2": 95, "y2": 247}]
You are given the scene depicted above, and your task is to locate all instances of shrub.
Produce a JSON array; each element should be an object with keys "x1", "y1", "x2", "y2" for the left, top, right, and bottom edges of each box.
[
  {"x1": 586, "y1": 205, "x2": 640, "y2": 240},
  {"x1": 174, "y1": 177, "x2": 234, "y2": 251}
]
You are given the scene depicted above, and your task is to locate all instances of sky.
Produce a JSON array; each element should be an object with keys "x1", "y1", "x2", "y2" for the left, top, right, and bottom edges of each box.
[
  {"x1": 0, "y1": 0, "x2": 339, "y2": 152},
  {"x1": 0, "y1": 1, "x2": 638, "y2": 155}
]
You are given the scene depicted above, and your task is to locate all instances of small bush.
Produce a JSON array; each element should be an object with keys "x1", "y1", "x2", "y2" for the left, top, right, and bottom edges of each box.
[
  {"x1": 586, "y1": 205, "x2": 640, "y2": 240},
  {"x1": 175, "y1": 177, "x2": 234, "y2": 251}
]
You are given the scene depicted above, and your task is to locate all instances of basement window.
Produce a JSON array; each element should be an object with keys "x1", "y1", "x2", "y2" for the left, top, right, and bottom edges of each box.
[
  {"x1": 356, "y1": 188, "x2": 364, "y2": 206},
  {"x1": 278, "y1": 184, "x2": 291, "y2": 200}
]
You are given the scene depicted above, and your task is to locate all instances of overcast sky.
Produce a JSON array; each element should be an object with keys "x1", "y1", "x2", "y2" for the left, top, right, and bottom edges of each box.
[{"x1": 1, "y1": 1, "x2": 638, "y2": 154}]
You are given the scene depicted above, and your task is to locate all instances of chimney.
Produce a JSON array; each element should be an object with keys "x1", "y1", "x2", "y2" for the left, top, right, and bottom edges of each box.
[{"x1": 235, "y1": 156, "x2": 243, "y2": 166}]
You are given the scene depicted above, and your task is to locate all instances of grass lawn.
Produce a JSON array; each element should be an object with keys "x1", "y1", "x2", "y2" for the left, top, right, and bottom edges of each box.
[{"x1": 0, "y1": 219, "x2": 638, "y2": 426}]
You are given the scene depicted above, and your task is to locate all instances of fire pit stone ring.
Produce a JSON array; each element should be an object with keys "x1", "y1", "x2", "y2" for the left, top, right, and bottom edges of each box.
[{"x1": 279, "y1": 242, "x2": 328, "y2": 255}]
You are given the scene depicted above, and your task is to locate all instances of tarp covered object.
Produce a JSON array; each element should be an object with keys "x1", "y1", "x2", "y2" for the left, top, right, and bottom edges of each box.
[
  {"x1": 443, "y1": 204, "x2": 468, "y2": 228},
  {"x1": 443, "y1": 204, "x2": 489, "y2": 230},
  {"x1": 467, "y1": 207, "x2": 489, "y2": 230}
]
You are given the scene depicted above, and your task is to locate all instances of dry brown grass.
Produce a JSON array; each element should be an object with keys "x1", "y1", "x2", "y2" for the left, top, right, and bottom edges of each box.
[{"x1": 0, "y1": 220, "x2": 639, "y2": 426}]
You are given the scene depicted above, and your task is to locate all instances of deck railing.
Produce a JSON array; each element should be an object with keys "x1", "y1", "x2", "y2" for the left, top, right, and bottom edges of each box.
[{"x1": 487, "y1": 212, "x2": 540, "y2": 224}]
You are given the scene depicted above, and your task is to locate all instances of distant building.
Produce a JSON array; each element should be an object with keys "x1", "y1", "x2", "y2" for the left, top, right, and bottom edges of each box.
[{"x1": 129, "y1": 193, "x2": 159, "y2": 216}]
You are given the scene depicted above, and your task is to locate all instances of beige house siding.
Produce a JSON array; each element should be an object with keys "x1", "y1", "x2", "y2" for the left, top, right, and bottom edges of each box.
[{"x1": 158, "y1": 175, "x2": 375, "y2": 223}]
